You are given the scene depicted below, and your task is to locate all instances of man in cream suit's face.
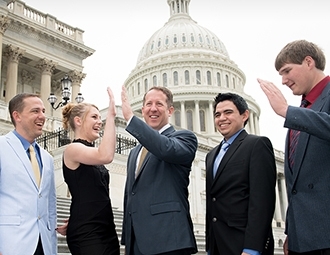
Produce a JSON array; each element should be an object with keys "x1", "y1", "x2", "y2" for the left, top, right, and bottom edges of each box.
[{"x1": 12, "y1": 96, "x2": 46, "y2": 143}]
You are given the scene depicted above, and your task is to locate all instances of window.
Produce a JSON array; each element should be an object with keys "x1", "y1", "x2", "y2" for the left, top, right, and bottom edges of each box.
[
  {"x1": 174, "y1": 110, "x2": 181, "y2": 127},
  {"x1": 216, "y1": 72, "x2": 221, "y2": 86},
  {"x1": 163, "y1": 73, "x2": 167, "y2": 87},
  {"x1": 173, "y1": 71, "x2": 178, "y2": 86},
  {"x1": 196, "y1": 70, "x2": 201, "y2": 84},
  {"x1": 144, "y1": 78, "x2": 148, "y2": 92},
  {"x1": 200, "y1": 110, "x2": 206, "y2": 131},
  {"x1": 153, "y1": 75, "x2": 157, "y2": 86},
  {"x1": 185, "y1": 70, "x2": 190, "y2": 85},
  {"x1": 187, "y1": 110, "x2": 193, "y2": 131},
  {"x1": 225, "y1": 75, "x2": 229, "y2": 88},
  {"x1": 137, "y1": 82, "x2": 141, "y2": 95},
  {"x1": 207, "y1": 71, "x2": 212, "y2": 85}
]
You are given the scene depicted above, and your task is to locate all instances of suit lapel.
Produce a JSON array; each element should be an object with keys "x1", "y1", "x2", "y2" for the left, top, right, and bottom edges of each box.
[{"x1": 6, "y1": 132, "x2": 39, "y2": 189}]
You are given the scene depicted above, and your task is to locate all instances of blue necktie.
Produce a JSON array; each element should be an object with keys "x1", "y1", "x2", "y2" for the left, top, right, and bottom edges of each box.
[{"x1": 213, "y1": 142, "x2": 229, "y2": 177}]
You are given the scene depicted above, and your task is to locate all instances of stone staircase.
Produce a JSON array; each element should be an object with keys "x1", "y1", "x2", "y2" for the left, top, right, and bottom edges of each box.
[
  {"x1": 56, "y1": 196, "x2": 205, "y2": 254},
  {"x1": 56, "y1": 196, "x2": 125, "y2": 254}
]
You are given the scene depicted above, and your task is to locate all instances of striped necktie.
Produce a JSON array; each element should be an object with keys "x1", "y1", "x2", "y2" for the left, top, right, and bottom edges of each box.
[
  {"x1": 29, "y1": 145, "x2": 41, "y2": 187},
  {"x1": 288, "y1": 99, "x2": 309, "y2": 169}
]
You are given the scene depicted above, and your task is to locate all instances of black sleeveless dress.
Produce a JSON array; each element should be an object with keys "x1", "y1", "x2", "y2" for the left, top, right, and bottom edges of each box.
[{"x1": 63, "y1": 139, "x2": 119, "y2": 255}]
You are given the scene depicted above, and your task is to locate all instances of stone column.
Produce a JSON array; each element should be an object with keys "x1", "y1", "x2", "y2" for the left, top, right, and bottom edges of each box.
[
  {"x1": 4, "y1": 45, "x2": 25, "y2": 103},
  {"x1": 0, "y1": 16, "x2": 10, "y2": 80},
  {"x1": 280, "y1": 175, "x2": 288, "y2": 220},
  {"x1": 180, "y1": 101, "x2": 186, "y2": 129},
  {"x1": 36, "y1": 58, "x2": 57, "y2": 115},
  {"x1": 68, "y1": 70, "x2": 86, "y2": 102},
  {"x1": 274, "y1": 179, "x2": 283, "y2": 222},
  {"x1": 194, "y1": 100, "x2": 200, "y2": 133}
]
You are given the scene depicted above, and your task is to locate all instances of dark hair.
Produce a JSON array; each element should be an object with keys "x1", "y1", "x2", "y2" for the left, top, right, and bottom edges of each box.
[
  {"x1": 142, "y1": 86, "x2": 174, "y2": 108},
  {"x1": 213, "y1": 92, "x2": 249, "y2": 126},
  {"x1": 8, "y1": 93, "x2": 40, "y2": 126},
  {"x1": 62, "y1": 102, "x2": 99, "y2": 131},
  {"x1": 275, "y1": 40, "x2": 326, "y2": 71}
]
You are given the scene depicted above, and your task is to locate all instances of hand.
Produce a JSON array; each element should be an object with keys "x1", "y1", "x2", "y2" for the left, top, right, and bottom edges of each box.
[
  {"x1": 283, "y1": 236, "x2": 289, "y2": 255},
  {"x1": 257, "y1": 78, "x2": 289, "y2": 117},
  {"x1": 107, "y1": 87, "x2": 116, "y2": 117},
  {"x1": 56, "y1": 218, "x2": 69, "y2": 236},
  {"x1": 121, "y1": 85, "x2": 134, "y2": 121}
]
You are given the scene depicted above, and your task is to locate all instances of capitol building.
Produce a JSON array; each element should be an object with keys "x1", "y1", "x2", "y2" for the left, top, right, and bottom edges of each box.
[{"x1": 0, "y1": 0, "x2": 287, "y2": 254}]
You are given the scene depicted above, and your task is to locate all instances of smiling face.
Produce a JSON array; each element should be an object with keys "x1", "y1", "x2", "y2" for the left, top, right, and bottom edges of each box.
[
  {"x1": 142, "y1": 89, "x2": 174, "y2": 130},
  {"x1": 214, "y1": 100, "x2": 249, "y2": 140},
  {"x1": 278, "y1": 56, "x2": 316, "y2": 96},
  {"x1": 78, "y1": 106, "x2": 102, "y2": 142},
  {"x1": 13, "y1": 96, "x2": 46, "y2": 143}
]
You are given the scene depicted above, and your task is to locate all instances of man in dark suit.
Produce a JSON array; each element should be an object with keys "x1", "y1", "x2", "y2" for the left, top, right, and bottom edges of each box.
[
  {"x1": 205, "y1": 92, "x2": 276, "y2": 255},
  {"x1": 120, "y1": 85, "x2": 198, "y2": 255},
  {"x1": 258, "y1": 40, "x2": 330, "y2": 255}
]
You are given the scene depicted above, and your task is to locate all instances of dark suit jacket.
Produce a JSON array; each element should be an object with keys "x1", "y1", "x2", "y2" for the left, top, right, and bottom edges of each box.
[
  {"x1": 283, "y1": 82, "x2": 330, "y2": 252},
  {"x1": 121, "y1": 116, "x2": 198, "y2": 255},
  {"x1": 206, "y1": 130, "x2": 276, "y2": 255}
]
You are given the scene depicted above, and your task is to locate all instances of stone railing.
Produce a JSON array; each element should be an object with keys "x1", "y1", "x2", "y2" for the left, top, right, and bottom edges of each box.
[{"x1": 6, "y1": 0, "x2": 84, "y2": 43}]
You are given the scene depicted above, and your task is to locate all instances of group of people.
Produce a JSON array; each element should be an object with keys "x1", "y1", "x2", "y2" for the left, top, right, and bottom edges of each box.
[{"x1": 0, "y1": 39, "x2": 329, "y2": 255}]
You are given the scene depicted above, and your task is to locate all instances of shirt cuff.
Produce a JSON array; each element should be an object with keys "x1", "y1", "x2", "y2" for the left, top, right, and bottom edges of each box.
[{"x1": 243, "y1": 249, "x2": 260, "y2": 255}]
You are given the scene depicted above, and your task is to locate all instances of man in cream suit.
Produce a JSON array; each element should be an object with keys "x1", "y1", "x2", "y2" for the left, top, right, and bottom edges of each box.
[{"x1": 0, "y1": 93, "x2": 57, "y2": 255}]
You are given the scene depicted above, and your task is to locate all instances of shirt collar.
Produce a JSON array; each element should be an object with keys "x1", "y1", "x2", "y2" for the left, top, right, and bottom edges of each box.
[{"x1": 304, "y1": 75, "x2": 330, "y2": 105}]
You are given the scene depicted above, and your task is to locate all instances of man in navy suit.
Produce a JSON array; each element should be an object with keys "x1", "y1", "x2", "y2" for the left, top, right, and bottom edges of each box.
[
  {"x1": 120, "y1": 85, "x2": 198, "y2": 255},
  {"x1": 0, "y1": 93, "x2": 57, "y2": 255},
  {"x1": 258, "y1": 40, "x2": 330, "y2": 254},
  {"x1": 205, "y1": 92, "x2": 276, "y2": 255}
]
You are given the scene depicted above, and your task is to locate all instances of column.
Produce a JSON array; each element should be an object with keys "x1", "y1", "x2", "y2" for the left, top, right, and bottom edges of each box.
[
  {"x1": 194, "y1": 100, "x2": 200, "y2": 133},
  {"x1": 36, "y1": 58, "x2": 57, "y2": 115},
  {"x1": 68, "y1": 70, "x2": 86, "y2": 102},
  {"x1": 249, "y1": 112, "x2": 256, "y2": 134},
  {"x1": 280, "y1": 176, "x2": 288, "y2": 220},
  {"x1": 0, "y1": 16, "x2": 10, "y2": 80},
  {"x1": 180, "y1": 101, "x2": 186, "y2": 129},
  {"x1": 208, "y1": 100, "x2": 214, "y2": 134},
  {"x1": 4, "y1": 45, "x2": 25, "y2": 103},
  {"x1": 254, "y1": 114, "x2": 260, "y2": 135},
  {"x1": 274, "y1": 179, "x2": 283, "y2": 222}
]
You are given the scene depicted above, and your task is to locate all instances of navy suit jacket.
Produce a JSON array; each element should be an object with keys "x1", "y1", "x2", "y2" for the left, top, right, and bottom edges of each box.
[
  {"x1": 121, "y1": 116, "x2": 198, "y2": 255},
  {"x1": 206, "y1": 130, "x2": 276, "y2": 255},
  {"x1": 284, "y1": 82, "x2": 330, "y2": 252}
]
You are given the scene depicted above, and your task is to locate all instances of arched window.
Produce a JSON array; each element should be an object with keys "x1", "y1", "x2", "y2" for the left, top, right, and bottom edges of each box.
[
  {"x1": 225, "y1": 75, "x2": 229, "y2": 88},
  {"x1": 196, "y1": 70, "x2": 201, "y2": 85},
  {"x1": 199, "y1": 110, "x2": 206, "y2": 131},
  {"x1": 163, "y1": 73, "x2": 167, "y2": 87},
  {"x1": 186, "y1": 110, "x2": 193, "y2": 131},
  {"x1": 217, "y1": 72, "x2": 221, "y2": 86},
  {"x1": 174, "y1": 71, "x2": 178, "y2": 86},
  {"x1": 185, "y1": 70, "x2": 190, "y2": 85},
  {"x1": 144, "y1": 78, "x2": 148, "y2": 92},
  {"x1": 174, "y1": 110, "x2": 181, "y2": 127},
  {"x1": 207, "y1": 71, "x2": 212, "y2": 85},
  {"x1": 153, "y1": 75, "x2": 157, "y2": 86},
  {"x1": 137, "y1": 82, "x2": 141, "y2": 95},
  {"x1": 233, "y1": 78, "x2": 235, "y2": 89},
  {"x1": 182, "y1": 33, "x2": 186, "y2": 43}
]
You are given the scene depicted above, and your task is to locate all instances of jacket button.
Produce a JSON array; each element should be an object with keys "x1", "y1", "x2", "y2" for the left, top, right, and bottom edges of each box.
[
  {"x1": 308, "y1": 183, "x2": 314, "y2": 189},
  {"x1": 292, "y1": 189, "x2": 297, "y2": 194},
  {"x1": 212, "y1": 217, "x2": 217, "y2": 222},
  {"x1": 212, "y1": 197, "x2": 216, "y2": 202}
]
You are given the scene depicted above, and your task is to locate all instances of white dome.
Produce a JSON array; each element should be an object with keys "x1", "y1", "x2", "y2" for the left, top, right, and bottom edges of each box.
[{"x1": 136, "y1": 0, "x2": 229, "y2": 65}]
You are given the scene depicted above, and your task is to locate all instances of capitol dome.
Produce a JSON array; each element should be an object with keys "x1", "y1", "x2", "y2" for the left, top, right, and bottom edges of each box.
[
  {"x1": 137, "y1": 0, "x2": 229, "y2": 66},
  {"x1": 125, "y1": 0, "x2": 261, "y2": 138}
]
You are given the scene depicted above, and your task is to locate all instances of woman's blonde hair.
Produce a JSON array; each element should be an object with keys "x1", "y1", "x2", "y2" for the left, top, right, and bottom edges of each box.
[{"x1": 62, "y1": 102, "x2": 99, "y2": 131}]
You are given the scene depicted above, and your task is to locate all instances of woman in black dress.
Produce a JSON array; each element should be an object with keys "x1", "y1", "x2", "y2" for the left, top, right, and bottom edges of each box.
[{"x1": 57, "y1": 87, "x2": 119, "y2": 255}]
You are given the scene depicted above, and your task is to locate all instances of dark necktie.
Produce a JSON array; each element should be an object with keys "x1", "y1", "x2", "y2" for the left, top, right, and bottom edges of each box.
[
  {"x1": 288, "y1": 99, "x2": 309, "y2": 169},
  {"x1": 135, "y1": 147, "x2": 148, "y2": 178},
  {"x1": 213, "y1": 141, "x2": 230, "y2": 177}
]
